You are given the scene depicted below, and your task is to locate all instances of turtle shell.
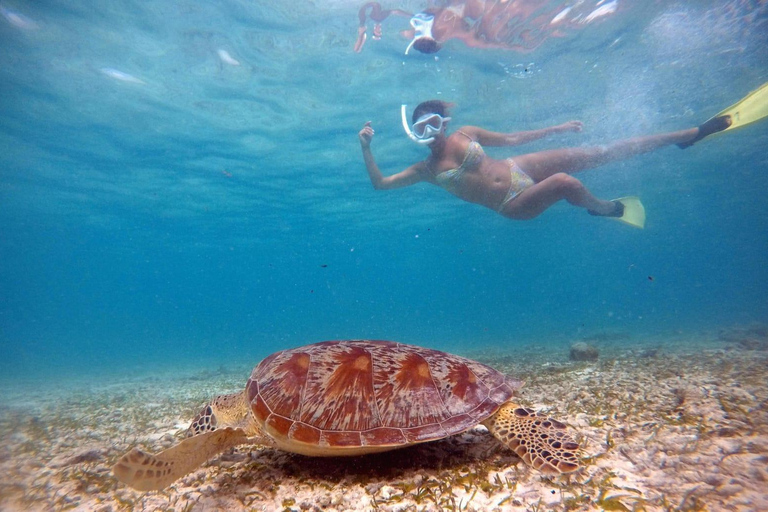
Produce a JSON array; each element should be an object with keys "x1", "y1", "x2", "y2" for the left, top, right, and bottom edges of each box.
[{"x1": 245, "y1": 340, "x2": 522, "y2": 455}]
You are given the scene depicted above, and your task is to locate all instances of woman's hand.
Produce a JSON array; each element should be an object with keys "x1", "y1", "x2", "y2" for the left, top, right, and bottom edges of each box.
[
  {"x1": 558, "y1": 121, "x2": 584, "y2": 133},
  {"x1": 359, "y1": 121, "x2": 375, "y2": 148}
]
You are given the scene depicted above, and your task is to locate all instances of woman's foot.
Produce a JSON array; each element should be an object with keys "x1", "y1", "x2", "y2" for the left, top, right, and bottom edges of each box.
[
  {"x1": 677, "y1": 115, "x2": 732, "y2": 148},
  {"x1": 588, "y1": 200, "x2": 624, "y2": 218}
]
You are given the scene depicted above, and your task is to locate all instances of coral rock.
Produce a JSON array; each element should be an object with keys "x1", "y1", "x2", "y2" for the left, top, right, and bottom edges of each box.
[{"x1": 569, "y1": 342, "x2": 599, "y2": 361}]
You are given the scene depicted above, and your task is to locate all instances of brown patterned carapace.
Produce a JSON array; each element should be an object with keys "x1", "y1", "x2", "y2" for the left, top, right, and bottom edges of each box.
[{"x1": 245, "y1": 340, "x2": 522, "y2": 450}]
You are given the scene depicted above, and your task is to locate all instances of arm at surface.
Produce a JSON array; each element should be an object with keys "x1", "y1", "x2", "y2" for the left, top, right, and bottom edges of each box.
[{"x1": 462, "y1": 121, "x2": 583, "y2": 147}]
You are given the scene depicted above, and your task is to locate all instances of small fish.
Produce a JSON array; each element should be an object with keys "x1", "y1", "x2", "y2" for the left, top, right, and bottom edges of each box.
[
  {"x1": 584, "y1": 0, "x2": 617, "y2": 23},
  {"x1": 100, "y1": 68, "x2": 145, "y2": 84},
  {"x1": 551, "y1": 7, "x2": 572, "y2": 24},
  {"x1": 1, "y1": 6, "x2": 37, "y2": 30},
  {"x1": 217, "y1": 49, "x2": 240, "y2": 66},
  {"x1": 648, "y1": 276, "x2": 654, "y2": 281},
  {"x1": 320, "y1": 264, "x2": 328, "y2": 268}
]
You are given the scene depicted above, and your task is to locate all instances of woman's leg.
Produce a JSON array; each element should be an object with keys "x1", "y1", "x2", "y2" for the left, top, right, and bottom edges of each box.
[
  {"x1": 514, "y1": 128, "x2": 698, "y2": 183},
  {"x1": 499, "y1": 173, "x2": 617, "y2": 220}
]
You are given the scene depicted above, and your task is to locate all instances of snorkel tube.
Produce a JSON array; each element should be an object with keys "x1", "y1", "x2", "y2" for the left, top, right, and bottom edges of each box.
[
  {"x1": 401, "y1": 104, "x2": 434, "y2": 145},
  {"x1": 404, "y1": 38, "x2": 418, "y2": 56}
]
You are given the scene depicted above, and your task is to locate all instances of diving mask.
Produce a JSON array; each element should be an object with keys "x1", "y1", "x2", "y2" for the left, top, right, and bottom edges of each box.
[
  {"x1": 401, "y1": 104, "x2": 450, "y2": 144},
  {"x1": 404, "y1": 12, "x2": 435, "y2": 55}
]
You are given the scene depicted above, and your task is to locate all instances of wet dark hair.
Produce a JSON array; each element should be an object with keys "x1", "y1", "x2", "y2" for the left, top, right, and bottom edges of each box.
[
  {"x1": 412, "y1": 100, "x2": 452, "y2": 123},
  {"x1": 413, "y1": 37, "x2": 441, "y2": 54}
]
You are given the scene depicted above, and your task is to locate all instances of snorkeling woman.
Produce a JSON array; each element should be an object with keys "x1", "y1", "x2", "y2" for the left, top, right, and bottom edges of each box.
[{"x1": 358, "y1": 100, "x2": 735, "y2": 228}]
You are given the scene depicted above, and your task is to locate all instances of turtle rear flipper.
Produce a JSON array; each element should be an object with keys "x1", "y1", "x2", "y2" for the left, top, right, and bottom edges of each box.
[
  {"x1": 484, "y1": 402, "x2": 581, "y2": 474},
  {"x1": 113, "y1": 427, "x2": 249, "y2": 491}
]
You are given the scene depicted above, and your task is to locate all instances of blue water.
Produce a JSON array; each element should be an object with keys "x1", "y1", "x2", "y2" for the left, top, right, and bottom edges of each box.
[{"x1": 1, "y1": 0, "x2": 766, "y2": 381}]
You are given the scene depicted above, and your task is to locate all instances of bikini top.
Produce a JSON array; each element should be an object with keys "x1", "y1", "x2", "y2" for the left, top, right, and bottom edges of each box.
[{"x1": 433, "y1": 131, "x2": 485, "y2": 193}]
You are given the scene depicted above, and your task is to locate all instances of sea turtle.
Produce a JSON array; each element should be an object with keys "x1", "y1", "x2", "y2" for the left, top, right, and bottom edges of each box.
[{"x1": 114, "y1": 340, "x2": 581, "y2": 491}]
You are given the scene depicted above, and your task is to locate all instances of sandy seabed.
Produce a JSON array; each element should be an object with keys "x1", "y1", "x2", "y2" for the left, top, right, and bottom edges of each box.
[{"x1": 1, "y1": 329, "x2": 766, "y2": 512}]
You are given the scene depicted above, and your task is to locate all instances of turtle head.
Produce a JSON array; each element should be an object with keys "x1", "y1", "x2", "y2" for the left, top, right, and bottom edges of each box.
[{"x1": 187, "y1": 391, "x2": 251, "y2": 437}]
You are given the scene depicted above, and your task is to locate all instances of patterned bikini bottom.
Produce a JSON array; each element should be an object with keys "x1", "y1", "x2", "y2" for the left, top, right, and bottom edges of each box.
[{"x1": 497, "y1": 158, "x2": 535, "y2": 212}]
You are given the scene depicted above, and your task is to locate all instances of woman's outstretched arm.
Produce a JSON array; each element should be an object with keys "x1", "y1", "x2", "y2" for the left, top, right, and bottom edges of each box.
[
  {"x1": 355, "y1": 3, "x2": 413, "y2": 53},
  {"x1": 359, "y1": 121, "x2": 425, "y2": 190},
  {"x1": 462, "y1": 121, "x2": 584, "y2": 147}
]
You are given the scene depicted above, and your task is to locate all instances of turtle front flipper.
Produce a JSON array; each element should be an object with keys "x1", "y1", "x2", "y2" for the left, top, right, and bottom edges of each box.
[
  {"x1": 113, "y1": 427, "x2": 249, "y2": 491},
  {"x1": 483, "y1": 402, "x2": 581, "y2": 474}
]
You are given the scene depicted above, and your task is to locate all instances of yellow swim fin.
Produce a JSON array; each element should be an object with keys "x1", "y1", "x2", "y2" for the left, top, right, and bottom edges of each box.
[
  {"x1": 680, "y1": 81, "x2": 768, "y2": 147},
  {"x1": 712, "y1": 80, "x2": 768, "y2": 132},
  {"x1": 613, "y1": 196, "x2": 645, "y2": 229},
  {"x1": 588, "y1": 196, "x2": 645, "y2": 229}
]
